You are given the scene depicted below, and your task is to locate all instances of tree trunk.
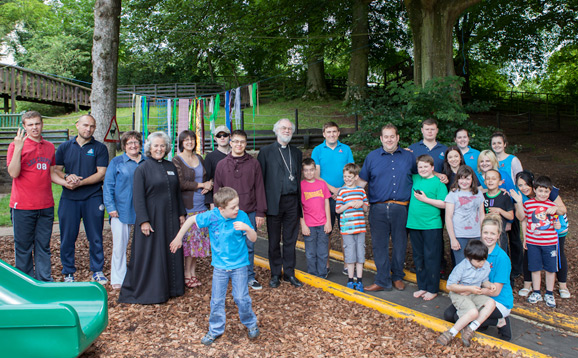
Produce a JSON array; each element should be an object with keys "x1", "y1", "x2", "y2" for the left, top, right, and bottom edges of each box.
[
  {"x1": 404, "y1": 0, "x2": 481, "y2": 87},
  {"x1": 92, "y1": 0, "x2": 122, "y2": 160},
  {"x1": 345, "y1": 0, "x2": 370, "y2": 102},
  {"x1": 304, "y1": 15, "x2": 328, "y2": 100},
  {"x1": 305, "y1": 57, "x2": 328, "y2": 99}
]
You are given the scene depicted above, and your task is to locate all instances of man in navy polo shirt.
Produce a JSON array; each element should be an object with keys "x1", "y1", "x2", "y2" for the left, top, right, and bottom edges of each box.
[
  {"x1": 409, "y1": 118, "x2": 447, "y2": 173},
  {"x1": 55, "y1": 114, "x2": 108, "y2": 283},
  {"x1": 358, "y1": 123, "x2": 416, "y2": 292}
]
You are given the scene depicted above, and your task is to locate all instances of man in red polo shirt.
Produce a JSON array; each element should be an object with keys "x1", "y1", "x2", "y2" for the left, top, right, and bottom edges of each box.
[{"x1": 7, "y1": 111, "x2": 67, "y2": 281}]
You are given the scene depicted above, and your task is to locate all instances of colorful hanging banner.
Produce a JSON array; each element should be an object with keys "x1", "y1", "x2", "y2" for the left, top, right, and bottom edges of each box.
[
  {"x1": 178, "y1": 99, "x2": 190, "y2": 138},
  {"x1": 234, "y1": 87, "x2": 241, "y2": 129},
  {"x1": 252, "y1": 83, "x2": 257, "y2": 149},
  {"x1": 225, "y1": 90, "x2": 231, "y2": 132}
]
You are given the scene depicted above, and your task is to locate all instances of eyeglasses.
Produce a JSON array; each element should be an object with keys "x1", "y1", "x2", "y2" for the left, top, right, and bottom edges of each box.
[
  {"x1": 126, "y1": 141, "x2": 140, "y2": 146},
  {"x1": 231, "y1": 140, "x2": 246, "y2": 145},
  {"x1": 215, "y1": 133, "x2": 230, "y2": 138}
]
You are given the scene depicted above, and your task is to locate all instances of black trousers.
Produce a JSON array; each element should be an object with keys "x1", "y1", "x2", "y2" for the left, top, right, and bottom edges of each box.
[{"x1": 266, "y1": 194, "x2": 299, "y2": 277}]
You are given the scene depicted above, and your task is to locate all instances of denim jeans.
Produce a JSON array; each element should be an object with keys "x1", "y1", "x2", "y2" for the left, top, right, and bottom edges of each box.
[
  {"x1": 368, "y1": 203, "x2": 408, "y2": 288},
  {"x1": 453, "y1": 237, "x2": 479, "y2": 265},
  {"x1": 303, "y1": 225, "x2": 329, "y2": 277},
  {"x1": 11, "y1": 207, "x2": 54, "y2": 281},
  {"x1": 209, "y1": 267, "x2": 258, "y2": 337},
  {"x1": 246, "y1": 212, "x2": 257, "y2": 281}
]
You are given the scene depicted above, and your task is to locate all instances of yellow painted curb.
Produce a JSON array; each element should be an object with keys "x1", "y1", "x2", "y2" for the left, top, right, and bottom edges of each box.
[
  {"x1": 295, "y1": 240, "x2": 578, "y2": 333},
  {"x1": 254, "y1": 255, "x2": 548, "y2": 358}
]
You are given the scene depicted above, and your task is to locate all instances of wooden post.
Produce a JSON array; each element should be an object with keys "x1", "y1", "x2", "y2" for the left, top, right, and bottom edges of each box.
[
  {"x1": 294, "y1": 108, "x2": 299, "y2": 134},
  {"x1": 4, "y1": 97, "x2": 9, "y2": 113},
  {"x1": 10, "y1": 67, "x2": 16, "y2": 113}
]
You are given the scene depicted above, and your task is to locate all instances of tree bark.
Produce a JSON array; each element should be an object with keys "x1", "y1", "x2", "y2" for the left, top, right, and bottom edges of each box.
[
  {"x1": 404, "y1": 0, "x2": 481, "y2": 87},
  {"x1": 92, "y1": 0, "x2": 122, "y2": 160},
  {"x1": 345, "y1": 0, "x2": 370, "y2": 102},
  {"x1": 305, "y1": 57, "x2": 328, "y2": 99}
]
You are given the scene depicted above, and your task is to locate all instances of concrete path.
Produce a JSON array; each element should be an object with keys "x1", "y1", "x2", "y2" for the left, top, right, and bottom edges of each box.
[{"x1": 253, "y1": 237, "x2": 577, "y2": 357}]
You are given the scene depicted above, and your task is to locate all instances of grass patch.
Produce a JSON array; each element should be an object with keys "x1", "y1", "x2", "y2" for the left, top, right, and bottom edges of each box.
[{"x1": 0, "y1": 184, "x2": 66, "y2": 227}]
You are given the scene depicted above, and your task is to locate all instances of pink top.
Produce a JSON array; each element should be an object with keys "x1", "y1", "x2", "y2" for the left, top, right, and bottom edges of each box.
[{"x1": 300, "y1": 179, "x2": 331, "y2": 227}]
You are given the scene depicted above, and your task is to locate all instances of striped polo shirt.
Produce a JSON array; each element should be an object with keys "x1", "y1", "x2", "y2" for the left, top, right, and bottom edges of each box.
[{"x1": 336, "y1": 186, "x2": 368, "y2": 235}]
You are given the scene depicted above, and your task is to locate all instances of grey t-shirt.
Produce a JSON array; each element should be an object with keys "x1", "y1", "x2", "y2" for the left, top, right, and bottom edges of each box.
[{"x1": 445, "y1": 190, "x2": 484, "y2": 238}]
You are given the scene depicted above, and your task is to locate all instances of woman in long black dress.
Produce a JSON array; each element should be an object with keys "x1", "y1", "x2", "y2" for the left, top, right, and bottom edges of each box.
[{"x1": 119, "y1": 131, "x2": 186, "y2": 304}]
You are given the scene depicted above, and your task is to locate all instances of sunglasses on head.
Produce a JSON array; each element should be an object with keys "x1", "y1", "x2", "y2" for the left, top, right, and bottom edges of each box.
[{"x1": 215, "y1": 133, "x2": 230, "y2": 138}]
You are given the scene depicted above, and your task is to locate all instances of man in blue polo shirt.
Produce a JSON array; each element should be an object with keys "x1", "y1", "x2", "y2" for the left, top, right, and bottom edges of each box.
[
  {"x1": 55, "y1": 114, "x2": 108, "y2": 283},
  {"x1": 409, "y1": 118, "x2": 447, "y2": 173},
  {"x1": 311, "y1": 122, "x2": 354, "y2": 229},
  {"x1": 358, "y1": 123, "x2": 416, "y2": 292},
  {"x1": 311, "y1": 121, "x2": 354, "y2": 275}
]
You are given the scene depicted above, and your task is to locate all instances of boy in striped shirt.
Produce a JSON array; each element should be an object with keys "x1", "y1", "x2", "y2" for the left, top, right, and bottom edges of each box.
[
  {"x1": 522, "y1": 176, "x2": 561, "y2": 308},
  {"x1": 336, "y1": 163, "x2": 369, "y2": 291}
]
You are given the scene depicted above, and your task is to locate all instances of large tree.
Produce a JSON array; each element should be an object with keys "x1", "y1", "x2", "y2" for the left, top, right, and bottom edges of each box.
[
  {"x1": 404, "y1": 0, "x2": 481, "y2": 86},
  {"x1": 92, "y1": 0, "x2": 121, "y2": 159},
  {"x1": 344, "y1": 0, "x2": 370, "y2": 101}
]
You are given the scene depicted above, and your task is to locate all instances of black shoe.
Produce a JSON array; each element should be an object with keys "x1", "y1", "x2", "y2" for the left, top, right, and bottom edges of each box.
[
  {"x1": 283, "y1": 275, "x2": 303, "y2": 287},
  {"x1": 498, "y1": 317, "x2": 512, "y2": 341},
  {"x1": 269, "y1": 275, "x2": 281, "y2": 288}
]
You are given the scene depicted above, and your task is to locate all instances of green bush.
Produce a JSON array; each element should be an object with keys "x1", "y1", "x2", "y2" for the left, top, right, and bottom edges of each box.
[{"x1": 344, "y1": 76, "x2": 494, "y2": 164}]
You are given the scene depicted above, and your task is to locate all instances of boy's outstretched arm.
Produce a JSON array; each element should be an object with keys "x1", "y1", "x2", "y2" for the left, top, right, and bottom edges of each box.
[
  {"x1": 170, "y1": 215, "x2": 198, "y2": 253},
  {"x1": 234, "y1": 222, "x2": 257, "y2": 242}
]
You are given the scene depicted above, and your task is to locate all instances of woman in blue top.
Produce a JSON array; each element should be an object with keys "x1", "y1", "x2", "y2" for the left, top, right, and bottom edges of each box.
[
  {"x1": 509, "y1": 171, "x2": 570, "y2": 299},
  {"x1": 444, "y1": 214, "x2": 514, "y2": 341},
  {"x1": 476, "y1": 150, "x2": 516, "y2": 192},
  {"x1": 103, "y1": 131, "x2": 146, "y2": 289}
]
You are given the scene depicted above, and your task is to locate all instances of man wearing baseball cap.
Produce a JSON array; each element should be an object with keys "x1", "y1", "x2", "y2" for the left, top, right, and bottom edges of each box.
[{"x1": 205, "y1": 126, "x2": 231, "y2": 208}]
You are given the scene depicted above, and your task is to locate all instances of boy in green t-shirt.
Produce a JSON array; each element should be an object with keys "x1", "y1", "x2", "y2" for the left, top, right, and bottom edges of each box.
[{"x1": 407, "y1": 154, "x2": 448, "y2": 301}]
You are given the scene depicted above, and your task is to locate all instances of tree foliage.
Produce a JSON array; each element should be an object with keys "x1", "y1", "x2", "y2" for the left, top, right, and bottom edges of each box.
[{"x1": 345, "y1": 76, "x2": 494, "y2": 164}]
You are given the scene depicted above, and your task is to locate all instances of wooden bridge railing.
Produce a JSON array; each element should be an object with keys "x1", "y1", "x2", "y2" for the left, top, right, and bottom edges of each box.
[{"x1": 0, "y1": 63, "x2": 91, "y2": 113}]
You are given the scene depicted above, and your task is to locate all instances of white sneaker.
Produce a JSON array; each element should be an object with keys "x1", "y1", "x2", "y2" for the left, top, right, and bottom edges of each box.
[
  {"x1": 64, "y1": 274, "x2": 74, "y2": 283},
  {"x1": 92, "y1": 271, "x2": 108, "y2": 285},
  {"x1": 544, "y1": 294, "x2": 556, "y2": 308},
  {"x1": 527, "y1": 292, "x2": 543, "y2": 304}
]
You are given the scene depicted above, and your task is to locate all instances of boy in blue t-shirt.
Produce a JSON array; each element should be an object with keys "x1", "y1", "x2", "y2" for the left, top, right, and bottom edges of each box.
[{"x1": 170, "y1": 187, "x2": 259, "y2": 346}]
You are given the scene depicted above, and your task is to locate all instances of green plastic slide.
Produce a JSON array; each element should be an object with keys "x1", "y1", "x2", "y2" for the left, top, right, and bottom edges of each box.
[{"x1": 0, "y1": 259, "x2": 108, "y2": 358}]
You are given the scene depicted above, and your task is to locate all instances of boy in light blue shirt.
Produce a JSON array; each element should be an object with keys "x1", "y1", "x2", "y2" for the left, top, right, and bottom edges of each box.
[
  {"x1": 170, "y1": 187, "x2": 259, "y2": 345},
  {"x1": 437, "y1": 240, "x2": 496, "y2": 347}
]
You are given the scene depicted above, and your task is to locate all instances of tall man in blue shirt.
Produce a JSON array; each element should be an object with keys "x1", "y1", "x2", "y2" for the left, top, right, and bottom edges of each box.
[
  {"x1": 358, "y1": 123, "x2": 416, "y2": 292},
  {"x1": 311, "y1": 122, "x2": 354, "y2": 274},
  {"x1": 409, "y1": 118, "x2": 447, "y2": 173},
  {"x1": 55, "y1": 115, "x2": 108, "y2": 283}
]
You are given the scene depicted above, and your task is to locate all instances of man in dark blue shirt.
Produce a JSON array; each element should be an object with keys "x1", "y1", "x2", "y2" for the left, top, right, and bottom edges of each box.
[
  {"x1": 408, "y1": 118, "x2": 447, "y2": 173},
  {"x1": 55, "y1": 115, "x2": 108, "y2": 283},
  {"x1": 358, "y1": 123, "x2": 416, "y2": 292}
]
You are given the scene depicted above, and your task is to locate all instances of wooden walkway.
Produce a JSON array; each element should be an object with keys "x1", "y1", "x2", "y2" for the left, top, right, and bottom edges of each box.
[{"x1": 0, "y1": 63, "x2": 91, "y2": 112}]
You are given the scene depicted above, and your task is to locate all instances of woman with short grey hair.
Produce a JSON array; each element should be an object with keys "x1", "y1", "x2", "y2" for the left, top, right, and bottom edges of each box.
[{"x1": 119, "y1": 131, "x2": 186, "y2": 304}]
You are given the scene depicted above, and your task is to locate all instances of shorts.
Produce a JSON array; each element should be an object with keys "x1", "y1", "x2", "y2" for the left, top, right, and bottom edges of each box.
[
  {"x1": 449, "y1": 291, "x2": 493, "y2": 318},
  {"x1": 343, "y1": 233, "x2": 366, "y2": 264},
  {"x1": 527, "y1": 244, "x2": 558, "y2": 273}
]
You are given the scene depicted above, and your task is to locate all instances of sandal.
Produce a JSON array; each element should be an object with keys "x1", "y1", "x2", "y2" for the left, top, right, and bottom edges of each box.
[
  {"x1": 560, "y1": 289, "x2": 571, "y2": 299},
  {"x1": 190, "y1": 276, "x2": 202, "y2": 287},
  {"x1": 185, "y1": 277, "x2": 195, "y2": 288},
  {"x1": 518, "y1": 287, "x2": 531, "y2": 297}
]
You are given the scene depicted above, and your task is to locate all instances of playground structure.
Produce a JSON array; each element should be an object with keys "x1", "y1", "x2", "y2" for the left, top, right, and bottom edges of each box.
[
  {"x1": 0, "y1": 63, "x2": 91, "y2": 113},
  {"x1": 0, "y1": 259, "x2": 108, "y2": 358}
]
